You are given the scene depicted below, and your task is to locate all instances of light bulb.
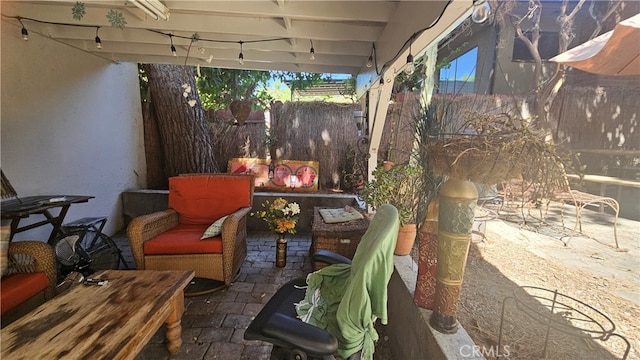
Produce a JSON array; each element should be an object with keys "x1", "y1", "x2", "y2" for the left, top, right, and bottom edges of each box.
[
  {"x1": 309, "y1": 48, "x2": 315, "y2": 61},
  {"x1": 95, "y1": 36, "x2": 102, "y2": 49},
  {"x1": 366, "y1": 55, "x2": 373, "y2": 68},
  {"x1": 171, "y1": 45, "x2": 177, "y2": 57},
  {"x1": 238, "y1": 52, "x2": 244, "y2": 65},
  {"x1": 471, "y1": 0, "x2": 491, "y2": 24},
  {"x1": 21, "y1": 27, "x2": 29, "y2": 41},
  {"x1": 405, "y1": 54, "x2": 415, "y2": 75}
]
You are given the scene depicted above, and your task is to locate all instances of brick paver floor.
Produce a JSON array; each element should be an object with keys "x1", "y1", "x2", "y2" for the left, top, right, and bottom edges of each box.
[{"x1": 115, "y1": 232, "x2": 313, "y2": 360}]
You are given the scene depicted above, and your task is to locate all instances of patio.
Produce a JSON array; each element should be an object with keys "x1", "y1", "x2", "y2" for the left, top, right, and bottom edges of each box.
[{"x1": 104, "y1": 199, "x2": 639, "y2": 360}]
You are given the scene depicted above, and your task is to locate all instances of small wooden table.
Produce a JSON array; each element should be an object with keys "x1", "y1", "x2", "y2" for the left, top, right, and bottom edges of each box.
[
  {"x1": 1, "y1": 270, "x2": 194, "y2": 360},
  {"x1": 311, "y1": 207, "x2": 370, "y2": 270}
]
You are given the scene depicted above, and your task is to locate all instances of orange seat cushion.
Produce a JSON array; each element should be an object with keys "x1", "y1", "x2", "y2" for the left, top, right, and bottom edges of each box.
[
  {"x1": 1, "y1": 272, "x2": 50, "y2": 315},
  {"x1": 143, "y1": 224, "x2": 223, "y2": 255},
  {"x1": 169, "y1": 175, "x2": 252, "y2": 225}
]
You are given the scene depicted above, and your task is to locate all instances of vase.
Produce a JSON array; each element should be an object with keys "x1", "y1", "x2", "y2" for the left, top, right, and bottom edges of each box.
[
  {"x1": 394, "y1": 223, "x2": 416, "y2": 255},
  {"x1": 430, "y1": 178, "x2": 477, "y2": 334},
  {"x1": 276, "y1": 233, "x2": 287, "y2": 268}
]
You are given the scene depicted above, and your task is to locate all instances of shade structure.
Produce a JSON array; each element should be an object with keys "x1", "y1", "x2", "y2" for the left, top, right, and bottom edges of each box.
[{"x1": 550, "y1": 13, "x2": 640, "y2": 76}]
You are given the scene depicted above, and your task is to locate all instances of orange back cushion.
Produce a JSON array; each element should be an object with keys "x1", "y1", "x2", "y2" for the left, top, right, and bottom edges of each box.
[{"x1": 169, "y1": 174, "x2": 253, "y2": 225}]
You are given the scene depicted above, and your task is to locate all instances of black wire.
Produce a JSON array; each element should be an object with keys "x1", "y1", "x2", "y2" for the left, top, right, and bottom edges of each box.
[
  {"x1": 5, "y1": 3, "x2": 454, "y2": 70},
  {"x1": 2, "y1": 15, "x2": 293, "y2": 45},
  {"x1": 379, "y1": 0, "x2": 453, "y2": 75},
  {"x1": 147, "y1": 29, "x2": 289, "y2": 45}
]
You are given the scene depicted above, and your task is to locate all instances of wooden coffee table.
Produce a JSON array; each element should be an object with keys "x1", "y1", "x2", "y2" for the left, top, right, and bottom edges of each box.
[{"x1": 1, "y1": 270, "x2": 194, "y2": 359}]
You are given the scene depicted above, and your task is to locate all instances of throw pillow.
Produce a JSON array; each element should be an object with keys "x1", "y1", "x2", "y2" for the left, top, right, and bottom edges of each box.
[{"x1": 201, "y1": 215, "x2": 228, "y2": 239}]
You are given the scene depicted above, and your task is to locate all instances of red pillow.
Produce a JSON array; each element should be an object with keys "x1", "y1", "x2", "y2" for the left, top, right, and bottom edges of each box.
[{"x1": 169, "y1": 175, "x2": 252, "y2": 225}]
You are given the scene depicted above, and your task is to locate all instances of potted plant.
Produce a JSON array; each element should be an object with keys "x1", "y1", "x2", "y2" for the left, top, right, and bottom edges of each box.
[{"x1": 361, "y1": 163, "x2": 424, "y2": 255}]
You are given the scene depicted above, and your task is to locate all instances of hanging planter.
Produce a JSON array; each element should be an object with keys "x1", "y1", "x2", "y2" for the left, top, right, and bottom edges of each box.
[
  {"x1": 425, "y1": 134, "x2": 525, "y2": 184},
  {"x1": 230, "y1": 99, "x2": 252, "y2": 125}
]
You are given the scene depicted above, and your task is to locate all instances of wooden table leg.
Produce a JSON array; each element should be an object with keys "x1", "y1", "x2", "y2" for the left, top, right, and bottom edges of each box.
[{"x1": 165, "y1": 292, "x2": 185, "y2": 354}]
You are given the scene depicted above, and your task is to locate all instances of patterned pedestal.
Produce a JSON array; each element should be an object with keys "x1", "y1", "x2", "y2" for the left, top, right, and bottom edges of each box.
[{"x1": 430, "y1": 178, "x2": 477, "y2": 333}]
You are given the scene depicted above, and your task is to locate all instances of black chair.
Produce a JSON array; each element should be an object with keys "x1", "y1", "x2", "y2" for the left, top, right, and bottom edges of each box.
[{"x1": 245, "y1": 204, "x2": 400, "y2": 360}]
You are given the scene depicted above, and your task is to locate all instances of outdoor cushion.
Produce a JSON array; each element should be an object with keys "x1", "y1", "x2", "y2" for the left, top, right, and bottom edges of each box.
[
  {"x1": 169, "y1": 175, "x2": 252, "y2": 225},
  {"x1": 0, "y1": 272, "x2": 50, "y2": 315},
  {"x1": 144, "y1": 224, "x2": 223, "y2": 255},
  {"x1": 319, "y1": 206, "x2": 364, "y2": 224},
  {"x1": 201, "y1": 216, "x2": 229, "y2": 239}
]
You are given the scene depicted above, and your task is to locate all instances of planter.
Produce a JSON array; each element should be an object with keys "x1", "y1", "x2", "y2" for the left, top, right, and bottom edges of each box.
[
  {"x1": 395, "y1": 223, "x2": 417, "y2": 255},
  {"x1": 382, "y1": 161, "x2": 395, "y2": 171},
  {"x1": 424, "y1": 134, "x2": 525, "y2": 184}
]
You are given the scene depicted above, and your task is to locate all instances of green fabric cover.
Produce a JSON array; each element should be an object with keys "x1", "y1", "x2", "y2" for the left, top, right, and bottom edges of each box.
[{"x1": 296, "y1": 204, "x2": 399, "y2": 360}]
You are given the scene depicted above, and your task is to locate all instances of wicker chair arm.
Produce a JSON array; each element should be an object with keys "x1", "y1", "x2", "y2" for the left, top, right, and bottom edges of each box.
[
  {"x1": 220, "y1": 207, "x2": 251, "y2": 283},
  {"x1": 8, "y1": 241, "x2": 57, "y2": 299},
  {"x1": 126, "y1": 209, "x2": 179, "y2": 270}
]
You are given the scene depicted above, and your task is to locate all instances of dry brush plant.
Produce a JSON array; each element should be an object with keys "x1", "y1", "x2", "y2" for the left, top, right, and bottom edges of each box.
[{"x1": 423, "y1": 111, "x2": 576, "y2": 205}]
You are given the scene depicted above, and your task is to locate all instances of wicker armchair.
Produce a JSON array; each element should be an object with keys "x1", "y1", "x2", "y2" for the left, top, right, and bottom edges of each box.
[
  {"x1": 1, "y1": 241, "x2": 57, "y2": 326},
  {"x1": 127, "y1": 174, "x2": 254, "y2": 286}
]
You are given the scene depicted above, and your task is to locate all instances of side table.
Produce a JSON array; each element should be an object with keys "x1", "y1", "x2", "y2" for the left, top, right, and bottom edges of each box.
[{"x1": 311, "y1": 207, "x2": 370, "y2": 270}]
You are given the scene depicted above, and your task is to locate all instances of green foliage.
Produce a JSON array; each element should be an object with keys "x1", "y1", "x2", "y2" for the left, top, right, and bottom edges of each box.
[
  {"x1": 412, "y1": 101, "x2": 445, "y2": 228},
  {"x1": 196, "y1": 68, "x2": 328, "y2": 110},
  {"x1": 361, "y1": 164, "x2": 424, "y2": 226},
  {"x1": 71, "y1": 2, "x2": 86, "y2": 21}
]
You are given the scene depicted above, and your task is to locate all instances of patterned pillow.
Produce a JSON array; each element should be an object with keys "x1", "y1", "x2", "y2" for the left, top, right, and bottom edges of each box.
[{"x1": 201, "y1": 216, "x2": 228, "y2": 239}]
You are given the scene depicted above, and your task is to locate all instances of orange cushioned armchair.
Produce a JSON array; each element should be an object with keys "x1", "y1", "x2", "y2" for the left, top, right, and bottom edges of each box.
[
  {"x1": 1, "y1": 241, "x2": 57, "y2": 327},
  {"x1": 127, "y1": 174, "x2": 254, "y2": 285}
]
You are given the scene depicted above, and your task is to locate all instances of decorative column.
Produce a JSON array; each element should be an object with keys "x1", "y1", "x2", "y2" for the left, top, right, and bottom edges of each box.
[
  {"x1": 430, "y1": 178, "x2": 477, "y2": 333},
  {"x1": 414, "y1": 197, "x2": 439, "y2": 309}
]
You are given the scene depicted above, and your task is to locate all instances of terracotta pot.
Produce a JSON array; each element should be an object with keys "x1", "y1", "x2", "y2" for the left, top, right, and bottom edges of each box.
[
  {"x1": 382, "y1": 161, "x2": 395, "y2": 171},
  {"x1": 395, "y1": 223, "x2": 417, "y2": 255}
]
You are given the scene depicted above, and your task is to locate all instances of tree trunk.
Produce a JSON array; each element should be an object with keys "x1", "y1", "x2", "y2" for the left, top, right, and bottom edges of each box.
[
  {"x1": 142, "y1": 100, "x2": 168, "y2": 189},
  {"x1": 142, "y1": 64, "x2": 218, "y2": 177}
]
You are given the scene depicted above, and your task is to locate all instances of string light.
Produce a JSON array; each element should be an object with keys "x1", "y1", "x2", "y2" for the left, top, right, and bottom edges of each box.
[
  {"x1": 17, "y1": 17, "x2": 28, "y2": 40},
  {"x1": 309, "y1": 40, "x2": 315, "y2": 61},
  {"x1": 238, "y1": 41, "x2": 244, "y2": 65},
  {"x1": 405, "y1": 42, "x2": 415, "y2": 75},
  {"x1": 95, "y1": 27, "x2": 102, "y2": 49},
  {"x1": 379, "y1": 77, "x2": 384, "y2": 87},
  {"x1": 169, "y1": 34, "x2": 177, "y2": 56},
  {"x1": 366, "y1": 42, "x2": 374, "y2": 68}
]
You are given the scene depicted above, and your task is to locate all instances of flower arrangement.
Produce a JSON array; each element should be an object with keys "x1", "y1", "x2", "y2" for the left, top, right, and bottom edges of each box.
[{"x1": 252, "y1": 197, "x2": 301, "y2": 234}]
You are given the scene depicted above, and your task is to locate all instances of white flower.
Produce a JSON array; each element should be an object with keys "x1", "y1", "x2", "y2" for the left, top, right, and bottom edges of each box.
[{"x1": 288, "y1": 202, "x2": 300, "y2": 215}]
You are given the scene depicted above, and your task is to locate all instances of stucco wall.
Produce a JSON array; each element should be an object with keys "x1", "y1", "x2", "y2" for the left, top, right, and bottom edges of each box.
[{"x1": 1, "y1": 20, "x2": 146, "y2": 239}]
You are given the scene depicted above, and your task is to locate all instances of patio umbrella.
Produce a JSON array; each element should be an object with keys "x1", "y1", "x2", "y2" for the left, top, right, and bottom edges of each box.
[{"x1": 550, "y1": 13, "x2": 640, "y2": 76}]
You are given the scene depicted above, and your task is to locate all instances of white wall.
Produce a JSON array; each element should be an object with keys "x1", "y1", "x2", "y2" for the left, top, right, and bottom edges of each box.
[{"x1": 1, "y1": 20, "x2": 147, "y2": 240}]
